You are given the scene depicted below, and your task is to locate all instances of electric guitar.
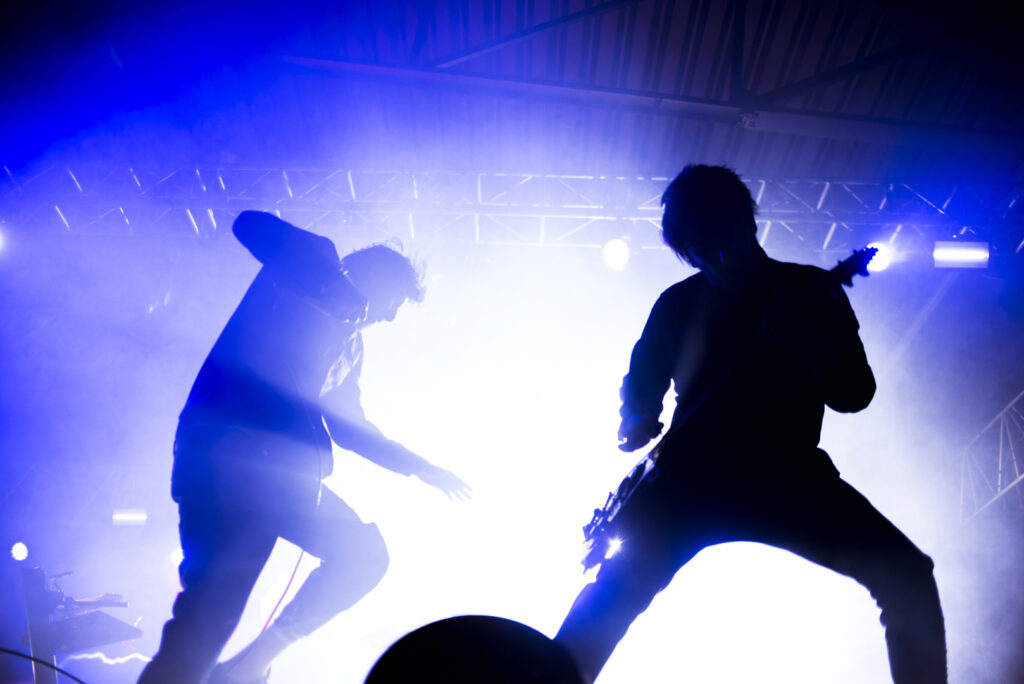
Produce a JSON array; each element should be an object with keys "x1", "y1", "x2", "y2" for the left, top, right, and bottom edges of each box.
[{"x1": 580, "y1": 247, "x2": 878, "y2": 571}]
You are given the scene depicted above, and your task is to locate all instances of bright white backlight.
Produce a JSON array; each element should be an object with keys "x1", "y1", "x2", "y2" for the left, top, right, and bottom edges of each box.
[
  {"x1": 602, "y1": 239, "x2": 631, "y2": 271},
  {"x1": 605, "y1": 537, "x2": 623, "y2": 559},
  {"x1": 11, "y1": 542, "x2": 28, "y2": 561},
  {"x1": 866, "y1": 243, "x2": 892, "y2": 272},
  {"x1": 933, "y1": 241, "x2": 989, "y2": 268}
]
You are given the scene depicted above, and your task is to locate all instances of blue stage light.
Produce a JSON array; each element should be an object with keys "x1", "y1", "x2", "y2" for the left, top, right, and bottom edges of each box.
[
  {"x1": 605, "y1": 537, "x2": 623, "y2": 559},
  {"x1": 11, "y1": 542, "x2": 28, "y2": 561}
]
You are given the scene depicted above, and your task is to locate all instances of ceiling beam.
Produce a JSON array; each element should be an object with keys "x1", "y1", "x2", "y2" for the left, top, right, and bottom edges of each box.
[{"x1": 284, "y1": 55, "x2": 1024, "y2": 155}]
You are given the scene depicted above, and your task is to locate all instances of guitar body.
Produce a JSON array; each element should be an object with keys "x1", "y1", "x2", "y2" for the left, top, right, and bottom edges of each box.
[{"x1": 581, "y1": 445, "x2": 661, "y2": 571}]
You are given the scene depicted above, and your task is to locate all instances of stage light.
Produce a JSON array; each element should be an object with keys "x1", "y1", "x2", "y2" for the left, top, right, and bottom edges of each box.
[
  {"x1": 934, "y1": 241, "x2": 989, "y2": 268},
  {"x1": 865, "y1": 243, "x2": 892, "y2": 272},
  {"x1": 602, "y1": 238, "x2": 630, "y2": 271},
  {"x1": 112, "y1": 508, "x2": 148, "y2": 525},
  {"x1": 605, "y1": 537, "x2": 623, "y2": 559},
  {"x1": 11, "y1": 542, "x2": 28, "y2": 561}
]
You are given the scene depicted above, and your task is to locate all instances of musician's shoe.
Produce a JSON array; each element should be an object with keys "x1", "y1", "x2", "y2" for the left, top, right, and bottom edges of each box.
[{"x1": 207, "y1": 663, "x2": 270, "y2": 684}]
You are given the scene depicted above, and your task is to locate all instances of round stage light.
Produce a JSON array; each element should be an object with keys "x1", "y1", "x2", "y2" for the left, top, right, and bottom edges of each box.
[
  {"x1": 11, "y1": 542, "x2": 28, "y2": 561},
  {"x1": 602, "y1": 238, "x2": 630, "y2": 271}
]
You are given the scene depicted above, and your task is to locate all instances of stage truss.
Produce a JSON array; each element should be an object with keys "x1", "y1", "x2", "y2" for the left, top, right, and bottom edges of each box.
[
  {"x1": 3, "y1": 165, "x2": 1023, "y2": 265},
  {"x1": 4, "y1": 163, "x2": 1024, "y2": 519},
  {"x1": 961, "y1": 390, "x2": 1024, "y2": 520}
]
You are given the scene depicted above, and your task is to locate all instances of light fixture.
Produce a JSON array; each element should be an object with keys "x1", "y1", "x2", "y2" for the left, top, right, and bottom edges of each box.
[
  {"x1": 112, "y1": 508, "x2": 148, "y2": 525},
  {"x1": 866, "y1": 242, "x2": 893, "y2": 272},
  {"x1": 933, "y1": 241, "x2": 989, "y2": 268}
]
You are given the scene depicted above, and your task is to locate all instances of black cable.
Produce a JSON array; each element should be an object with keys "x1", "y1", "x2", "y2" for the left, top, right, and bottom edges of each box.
[{"x1": 0, "y1": 646, "x2": 89, "y2": 684}]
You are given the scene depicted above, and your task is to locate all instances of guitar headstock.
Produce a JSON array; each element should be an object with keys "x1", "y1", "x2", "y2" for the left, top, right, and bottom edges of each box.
[{"x1": 833, "y1": 246, "x2": 878, "y2": 287}]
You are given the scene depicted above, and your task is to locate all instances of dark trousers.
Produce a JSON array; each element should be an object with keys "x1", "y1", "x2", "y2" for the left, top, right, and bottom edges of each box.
[
  {"x1": 138, "y1": 487, "x2": 389, "y2": 684},
  {"x1": 555, "y1": 456, "x2": 947, "y2": 683}
]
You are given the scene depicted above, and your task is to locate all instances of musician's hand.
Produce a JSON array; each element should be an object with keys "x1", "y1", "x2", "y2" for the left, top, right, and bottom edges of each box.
[
  {"x1": 618, "y1": 414, "x2": 662, "y2": 452},
  {"x1": 416, "y1": 464, "x2": 473, "y2": 501}
]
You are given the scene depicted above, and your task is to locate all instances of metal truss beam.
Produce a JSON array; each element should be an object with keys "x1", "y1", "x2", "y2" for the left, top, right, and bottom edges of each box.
[
  {"x1": 3, "y1": 165, "x2": 1022, "y2": 258},
  {"x1": 961, "y1": 389, "x2": 1024, "y2": 520}
]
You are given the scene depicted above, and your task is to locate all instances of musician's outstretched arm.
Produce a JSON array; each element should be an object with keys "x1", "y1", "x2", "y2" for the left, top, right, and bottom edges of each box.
[
  {"x1": 232, "y1": 210, "x2": 367, "y2": 320},
  {"x1": 234, "y1": 210, "x2": 340, "y2": 270},
  {"x1": 321, "y1": 361, "x2": 471, "y2": 499},
  {"x1": 618, "y1": 293, "x2": 678, "y2": 451}
]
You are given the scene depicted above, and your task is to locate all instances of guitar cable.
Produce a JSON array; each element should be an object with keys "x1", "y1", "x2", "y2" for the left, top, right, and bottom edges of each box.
[
  {"x1": 259, "y1": 261, "x2": 362, "y2": 635},
  {"x1": 261, "y1": 549, "x2": 304, "y2": 633},
  {"x1": 0, "y1": 646, "x2": 89, "y2": 684}
]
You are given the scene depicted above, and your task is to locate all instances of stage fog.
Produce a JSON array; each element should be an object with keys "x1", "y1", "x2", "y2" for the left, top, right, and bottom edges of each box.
[
  {"x1": 2, "y1": 3, "x2": 1023, "y2": 682},
  {"x1": 2, "y1": 203, "x2": 1022, "y2": 682}
]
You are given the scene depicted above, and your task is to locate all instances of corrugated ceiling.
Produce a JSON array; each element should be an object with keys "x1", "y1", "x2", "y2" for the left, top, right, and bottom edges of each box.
[{"x1": 4, "y1": 0, "x2": 1023, "y2": 181}]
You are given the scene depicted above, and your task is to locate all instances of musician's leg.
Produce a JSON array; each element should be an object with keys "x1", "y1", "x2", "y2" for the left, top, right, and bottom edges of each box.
[
  {"x1": 745, "y1": 468, "x2": 947, "y2": 684},
  {"x1": 555, "y1": 504, "x2": 704, "y2": 683},
  {"x1": 216, "y1": 487, "x2": 389, "y2": 681},
  {"x1": 138, "y1": 505, "x2": 275, "y2": 684},
  {"x1": 276, "y1": 486, "x2": 390, "y2": 633}
]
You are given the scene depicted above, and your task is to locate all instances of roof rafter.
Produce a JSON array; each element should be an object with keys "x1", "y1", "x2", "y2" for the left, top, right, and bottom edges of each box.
[
  {"x1": 432, "y1": 0, "x2": 642, "y2": 68},
  {"x1": 283, "y1": 55, "x2": 1024, "y2": 153},
  {"x1": 751, "y1": 35, "x2": 942, "y2": 107}
]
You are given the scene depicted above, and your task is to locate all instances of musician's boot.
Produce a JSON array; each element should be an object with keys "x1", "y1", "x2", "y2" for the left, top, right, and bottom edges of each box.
[{"x1": 213, "y1": 623, "x2": 300, "y2": 683}]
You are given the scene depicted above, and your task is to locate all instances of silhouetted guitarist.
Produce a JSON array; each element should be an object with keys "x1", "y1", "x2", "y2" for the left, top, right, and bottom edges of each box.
[{"x1": 555, "y1": 165, "x2": 947, "y2": 684}]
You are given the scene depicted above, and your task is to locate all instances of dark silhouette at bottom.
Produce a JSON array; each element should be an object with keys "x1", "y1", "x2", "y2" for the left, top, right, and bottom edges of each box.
[{"x1": 367, "y1": 615, "x2": 584, "y2": 683}]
